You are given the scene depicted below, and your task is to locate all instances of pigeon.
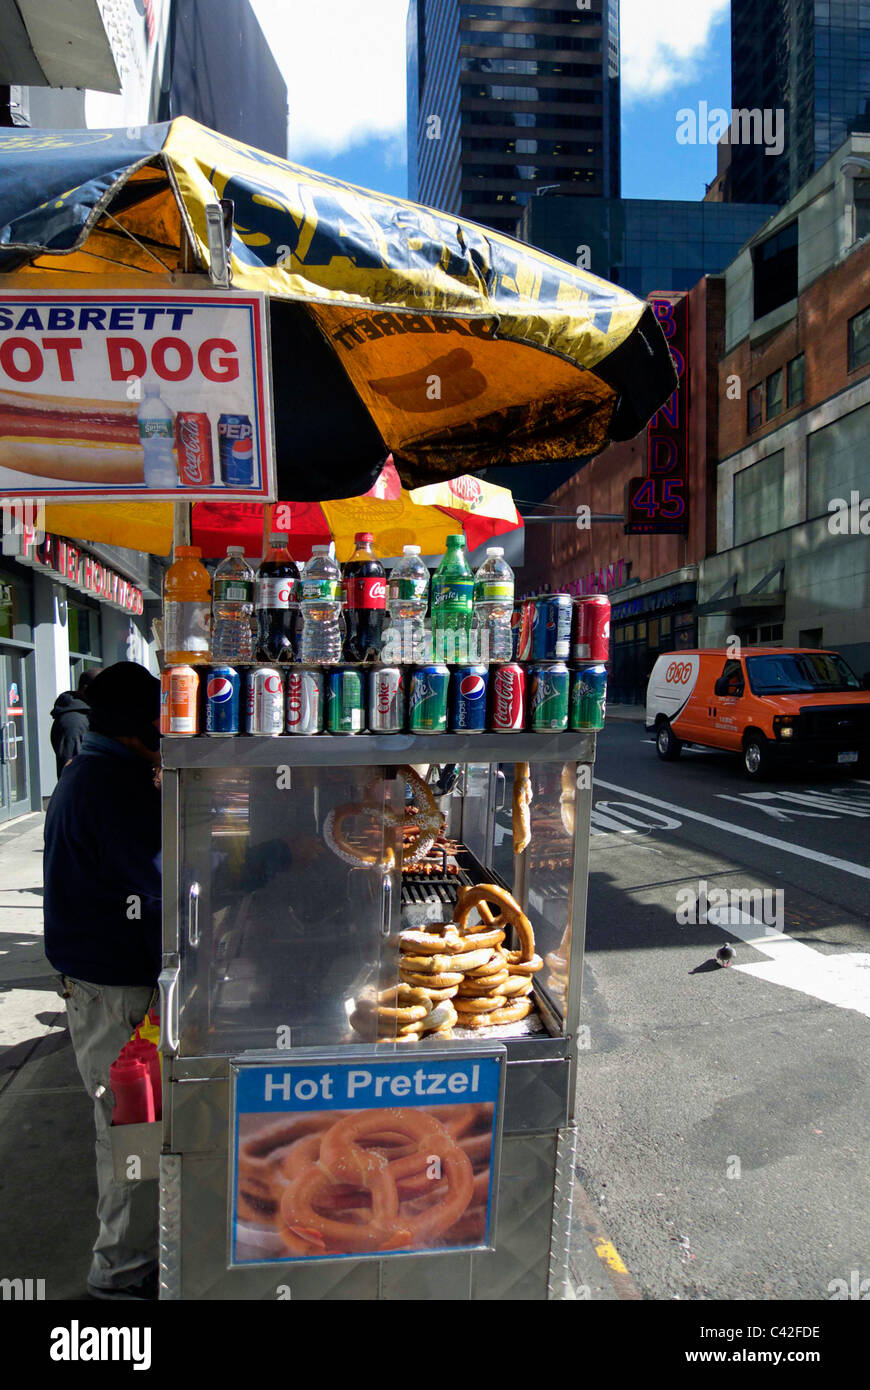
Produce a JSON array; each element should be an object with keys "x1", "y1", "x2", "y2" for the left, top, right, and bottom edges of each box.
[{"x1": 716, "y1": 944, "x2": 736, "y2": 968}]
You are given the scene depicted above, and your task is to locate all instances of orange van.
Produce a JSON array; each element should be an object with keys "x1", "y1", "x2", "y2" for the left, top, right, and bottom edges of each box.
[{"x1": 645, "y1": 647, "x2": 870, "y2": 779}]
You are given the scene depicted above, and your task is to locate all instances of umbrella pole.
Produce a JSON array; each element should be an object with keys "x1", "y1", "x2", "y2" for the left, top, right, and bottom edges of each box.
[{"x1": 173, "y1": 500, "x2": 191, "y2": 551}]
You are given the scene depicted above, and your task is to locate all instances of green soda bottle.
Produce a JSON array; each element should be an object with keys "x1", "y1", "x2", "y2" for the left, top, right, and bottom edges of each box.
[{"x1": 431, "y1": 533, "x2": 474, "y2": 663}]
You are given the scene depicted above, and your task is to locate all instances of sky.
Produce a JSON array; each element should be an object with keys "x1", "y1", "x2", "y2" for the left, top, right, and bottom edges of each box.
[{"x1": 250, "y1": 0, "x2": 732, "y2": 203}]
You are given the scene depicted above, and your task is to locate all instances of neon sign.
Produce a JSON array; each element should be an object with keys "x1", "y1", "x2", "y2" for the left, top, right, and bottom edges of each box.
[{"x1": 625, "y1": 296, "x2": 690, "y2": 535}]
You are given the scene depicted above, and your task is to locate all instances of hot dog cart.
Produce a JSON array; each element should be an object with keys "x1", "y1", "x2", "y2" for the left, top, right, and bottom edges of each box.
[{"x1": 157, "y1": 728, "x2": 594, "y2": 1300}]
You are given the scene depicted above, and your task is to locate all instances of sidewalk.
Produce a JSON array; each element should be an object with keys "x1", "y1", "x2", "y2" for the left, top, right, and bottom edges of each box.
[{"x1": 0, "y1": 812, "x2": 95, "y2": 1300}]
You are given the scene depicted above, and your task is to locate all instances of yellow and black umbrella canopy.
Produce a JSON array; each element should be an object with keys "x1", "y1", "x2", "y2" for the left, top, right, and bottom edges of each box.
[{"x1": 0, "y1": 118, "x2": 677, "y2": 499}]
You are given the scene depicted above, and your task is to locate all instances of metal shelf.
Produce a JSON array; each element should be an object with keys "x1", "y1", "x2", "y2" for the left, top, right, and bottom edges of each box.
[{"x1": 162, "y1": 730, "x2": 597, "y2": 769}]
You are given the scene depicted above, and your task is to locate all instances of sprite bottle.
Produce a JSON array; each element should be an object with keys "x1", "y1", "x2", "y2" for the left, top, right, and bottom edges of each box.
[{"x1": 431, "y1": 533, "x2": 474, "y2": 664}]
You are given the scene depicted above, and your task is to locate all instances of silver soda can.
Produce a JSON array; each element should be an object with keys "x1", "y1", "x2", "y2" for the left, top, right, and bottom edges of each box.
[
  {"x1": 286, "y1": 667, "x2": 323, "y2": 734},
  {"x1": 246, "y1": 666, "x2": 285, "y2": 736},
  {"x1": 368, "y1": 666, "x2": 404, "y2": 733}
]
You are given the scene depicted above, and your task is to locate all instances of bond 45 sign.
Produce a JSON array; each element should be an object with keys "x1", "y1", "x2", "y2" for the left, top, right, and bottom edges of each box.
[
  {"x1": 230, "y1": 1048, "x2": 505, "y2": 1265},
  {"x1": 0, "y1": 290, "x2": 274, "y2": 500}
]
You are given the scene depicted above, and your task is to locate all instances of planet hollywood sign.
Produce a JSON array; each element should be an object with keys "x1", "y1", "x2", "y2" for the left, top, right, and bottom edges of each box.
[
  {"x1": 21, "y1": 530, "x2": 144, "y2": 615},
  {"x1": 562, "y1": 560, "x2": 627, "y2": 598}
]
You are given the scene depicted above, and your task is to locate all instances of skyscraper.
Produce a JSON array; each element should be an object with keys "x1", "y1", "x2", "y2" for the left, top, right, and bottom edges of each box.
[
  {"x1": 407, "y1": 1, "x2": 620, "y2": 235},
  {"x1": 730, "y1": 0, "x2": 870, "y2": 205}
]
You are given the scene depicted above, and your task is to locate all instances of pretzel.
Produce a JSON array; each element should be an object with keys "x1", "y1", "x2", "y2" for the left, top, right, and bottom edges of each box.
[
  {"x1": 399, "y1": 948, "x2": 496, "y2": 974},
  {"x1": 323, "y1": 765, "x2": 443, "y2": 870},
  {"x1": 355, "y1": 984, "x2": 433, "y2": 1024},
  {"x1": 454, "y1": 884, "x2": 535, "y2": 964},
  {"x1": 398, "y1": 977, "x2": 460, "y2": 1001},
  {"x1": 399, "y1": 928, "x2": 466, "y2": 955},
  {"x1": 454, "y1": 995, "x2": 504, "y2": 1014},
  {"x1": 280, "y1": 1162, "x2": 407, "y2": 1254},
  {"x1": 457, "y1": 970, "x2": 509, "y2": 994},
  {"x1": 466, "y1": 954, "x2": 510, "y2": 979},
  {"x1": 399, "y1": 968, "x2": 464, "y2": 990},
  {"x1": 513, "y1": 762, "x2": 532, "y2": 854},
  {"x1": 505, "y1": 952, "x2": 543, "y2": 974},
  {"x1": 494, "y1": 974, "x2": 534, "y2": 997},
  {"x1": 460, "y1": 999, "x2": 533, "y2": 1028},
  {"x1": 238, "y1": 1115, "x2": 334, "y2": 1225}
]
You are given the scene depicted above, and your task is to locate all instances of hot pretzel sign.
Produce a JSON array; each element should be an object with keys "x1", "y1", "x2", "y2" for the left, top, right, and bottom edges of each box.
[{"x1": 231, "y1": 1050, "x2": 505, "y2": 1265}]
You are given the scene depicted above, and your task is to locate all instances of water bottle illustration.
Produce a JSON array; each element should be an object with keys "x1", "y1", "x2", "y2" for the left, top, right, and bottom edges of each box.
[
  {"x1": 137, "y1": 382, "x2": 178, "y2": 489},
  {"x1": 384, "y1": 544, "x2": 430, "y2": 664},
  {"x1": 299, "y1": 545, "x2": 343, "y2": 664},
  {"x1": 211, "y1": 546, "x2": 255, "y2": 662},
  {"x1": 472, "y1": 546, "x2": 515, "y2": 663}
]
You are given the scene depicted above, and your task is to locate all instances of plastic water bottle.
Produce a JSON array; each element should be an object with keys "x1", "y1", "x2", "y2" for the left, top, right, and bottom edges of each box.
[
  {"x1": 299, "y1": 544, "x2": 343, "y2": 663},
  {"x1": 211, "y1": 546, "x2": 255, "y2": 662},
  {"x1": 472, "y1": 546, "x2": 514, "y2": 663},
  {"x1": 431, "y1": 533, "x2": 474, "y2": 664},
  {"x1": 384, "y1": 544, "x2": 429, "y2": 664},
  {"x1": 137, "y1": 382, "x2": 178, "y2": 489}
]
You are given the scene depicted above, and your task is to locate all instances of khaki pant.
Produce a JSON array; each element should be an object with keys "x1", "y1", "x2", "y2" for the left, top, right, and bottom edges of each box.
[{"x1": 59, "y1": 975, "x2": 158, "y2": 1291}]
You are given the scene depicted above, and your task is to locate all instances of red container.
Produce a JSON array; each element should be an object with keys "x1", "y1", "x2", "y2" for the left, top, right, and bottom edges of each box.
[
  {"x1": 160, "y1": 665, "x2": 200, "y2": 736},
  {"x1": 126, "y1": 1040, "x2": 162, "y2": 1120},
  {"x1": 490, "y1": 662, "x2": 526, "y2": 732},
  {"x1": 573, "y1": 595, "x2": 611, "y2": 663},
  {"x1": 516, "y1": 600, "x2": 536, "y2": 661},
  {"x1": 109, "y1": 1058, "x2": 155, "y2": 1126},
  {"x1": 175, "y1": 411, "x2": 214, "y2": 486}
]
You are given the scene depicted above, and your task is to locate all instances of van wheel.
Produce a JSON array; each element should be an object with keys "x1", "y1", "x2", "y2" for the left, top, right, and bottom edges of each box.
[
  {"x1": 656, "y1": 719, "x2": 682, "y2": 761},
  {"x1": 743, "y1": 734, "x2": 772, "y2": 780}
]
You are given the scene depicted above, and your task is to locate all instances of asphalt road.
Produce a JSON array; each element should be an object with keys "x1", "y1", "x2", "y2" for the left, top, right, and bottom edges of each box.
[{"x1": 575, "y1": 719, "x2": 870, "y2": 1301}]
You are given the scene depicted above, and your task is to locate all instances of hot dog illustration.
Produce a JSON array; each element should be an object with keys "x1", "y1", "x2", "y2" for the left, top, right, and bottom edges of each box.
[
  {"x1": 0, "y1": 387, "x2": 143, "y2": 484},
  {"x1": 369, "y1": 348, "x2": 487, "y2": 414}
]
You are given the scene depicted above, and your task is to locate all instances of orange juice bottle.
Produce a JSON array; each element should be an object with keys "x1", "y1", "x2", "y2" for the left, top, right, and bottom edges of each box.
[{"x1": 164, "y1": 545, "x2": 211, "y2": 665}]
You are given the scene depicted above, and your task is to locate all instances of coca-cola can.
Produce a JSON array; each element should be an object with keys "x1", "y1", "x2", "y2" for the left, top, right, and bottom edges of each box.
[
  {"x1": 490, "y1": 663, "x2": 526, "y2": 732},
  {"x1": 367, "y1": 666, "x2": 404, "y2": 733},
  {"x1": 286, "y1": 667, "x2": 323, "y2": 734},
  {"x1": 246, "y1": 666, "x2": 285, "y2": 736},
  {"x1": 517, "y1": 600, "x2": 536, "y2": 661},
  {"x1": 175, "y1": 412, "x2": 214, "y2": 486},
  {"x1": 573, "y1": 595, "x2": 611, "y2": 663}
]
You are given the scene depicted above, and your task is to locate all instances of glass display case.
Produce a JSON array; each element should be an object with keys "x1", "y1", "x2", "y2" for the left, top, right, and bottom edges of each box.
[{"x1": 158, "y1": 730, "x2": 595, "y2": 1300}]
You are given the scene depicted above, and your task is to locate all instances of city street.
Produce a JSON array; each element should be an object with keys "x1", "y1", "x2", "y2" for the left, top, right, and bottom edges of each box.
[{"x1": 572, "y1": 718, "x2": 870, "y2": 1300}]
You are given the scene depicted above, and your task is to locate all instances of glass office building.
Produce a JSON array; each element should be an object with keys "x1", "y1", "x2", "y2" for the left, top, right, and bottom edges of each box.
[
  {"x1": 730, "y1": 0, "x2": 870, "y2": 205},
  {"x1": 517, "y1": 195, "x2": 777, "y2": 299},
  {"x1": 407, "y1": 0, "x2": 620, "y2": 236}
]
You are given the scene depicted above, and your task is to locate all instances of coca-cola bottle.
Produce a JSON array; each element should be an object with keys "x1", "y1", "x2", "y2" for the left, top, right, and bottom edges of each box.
[
  {"x1": 256, "y1": 532, "x2": 300, "y2": 662},
  {"x1": 343, "y1": 532, "x2": 386, "y2": 662}
]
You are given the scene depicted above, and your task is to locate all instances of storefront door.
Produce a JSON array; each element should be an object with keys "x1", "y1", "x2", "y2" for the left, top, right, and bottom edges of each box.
[{"x1": 0, "y1": 648, "x2": 32, "y2": 822}]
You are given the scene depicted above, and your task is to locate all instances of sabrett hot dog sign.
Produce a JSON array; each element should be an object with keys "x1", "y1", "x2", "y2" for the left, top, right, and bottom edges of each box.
[{"x1": 0, "y1": 290, "x2": 274, "y2": 501}]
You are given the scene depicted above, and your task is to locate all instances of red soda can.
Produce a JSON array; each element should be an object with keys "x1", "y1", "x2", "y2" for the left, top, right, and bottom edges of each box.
[
  {"x1": 490, "y1": 663, "x2": 526, "y2": 732},
  {"x1": 573, "y1": 595, "x2": 611, "y2": 663},
  {"x1": 517, "y1": 600, "x2": 535, "y2": 661},
  {"x1": 161, "y1": 665, "x2": 200, "y2": 735},
  {"x1": 175, "y1": 412, "x2": 214, "y2": 486}
]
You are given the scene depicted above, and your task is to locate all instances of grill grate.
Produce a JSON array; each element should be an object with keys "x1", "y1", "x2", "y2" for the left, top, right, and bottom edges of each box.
[{"x1": 400, "y1": 868, "x2": 474, "y2": 909}]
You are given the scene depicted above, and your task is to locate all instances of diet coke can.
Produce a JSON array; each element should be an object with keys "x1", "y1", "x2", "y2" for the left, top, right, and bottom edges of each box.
[
  {"x1": 573, "y1": 595, "x2": 611, "y2": 663},
  {"x1": 175, "y1": 412, "x2": 214, "y2": 486},
  {"x1": 368, "y1": 667, "x2": 404, "y2": 733},
  {"x1": 490, "y1": 663, "x2": 526, "y2": 732},
  {"x1": 285, "y1": 667, "x2": 323, "y2": 734},
  {"x1": 246, "y1": 667, "x2": 285, "y2": 736}
]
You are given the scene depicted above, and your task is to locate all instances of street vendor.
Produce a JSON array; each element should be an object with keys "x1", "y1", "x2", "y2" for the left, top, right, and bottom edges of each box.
[{"x1": 43, "y1": 661, "x2": 162, "y2": 1301}]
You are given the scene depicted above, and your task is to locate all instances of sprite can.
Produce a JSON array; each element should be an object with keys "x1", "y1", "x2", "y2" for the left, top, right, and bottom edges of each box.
[
  {"x1": 570, "y1": 663, "x2": 607, "y2": 731},
  {"x1": 529, "y1": 662, "x2": 570, "y2": 732},
  {"x1": 408, "y1": 663, "x2": 449, "y2": 734},
  {"x1": 325, "y1": 667, "x2": 365, "y2": 735}
]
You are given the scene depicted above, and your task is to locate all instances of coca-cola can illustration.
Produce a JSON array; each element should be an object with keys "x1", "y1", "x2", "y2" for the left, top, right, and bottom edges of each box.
[
  {"x1": 367, "y1": 666, "x2": 404, "y2": 733},
  {"x1": 175, "y1": 412, "x2": 214, "y2": 486},
  {"x1": 490, "y1": 663, "x2": 526, "y2": 732},
  {"x1": 285, "y1": 668, "x2": 323, "y2": 734}
]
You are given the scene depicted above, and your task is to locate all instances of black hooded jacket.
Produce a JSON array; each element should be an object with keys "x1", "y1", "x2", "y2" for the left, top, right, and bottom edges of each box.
[{"x1": 50, "y1": 692, "x2": 91, "y2": 777}]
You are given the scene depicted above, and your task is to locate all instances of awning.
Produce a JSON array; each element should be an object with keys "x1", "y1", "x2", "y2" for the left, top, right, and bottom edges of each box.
[
  {"x1": 0, "y1": 0, "x2": 122, "y2": 91},
  {"x1": 695, "y1": 565, "x2": 786, "y2": 617}
]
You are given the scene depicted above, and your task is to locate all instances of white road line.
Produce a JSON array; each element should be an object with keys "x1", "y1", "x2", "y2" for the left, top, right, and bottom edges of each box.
[
  {"x1": 708, "y1": 909, "x2": 870, "y2": 1020},
  {"x1": 594, "y1": 779, "x2": 870, "y2": 881}
]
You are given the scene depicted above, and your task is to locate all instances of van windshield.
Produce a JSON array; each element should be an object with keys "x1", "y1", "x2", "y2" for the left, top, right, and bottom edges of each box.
[{"x1": 745, "y1": 653, "x2": 860, "y2": 695}]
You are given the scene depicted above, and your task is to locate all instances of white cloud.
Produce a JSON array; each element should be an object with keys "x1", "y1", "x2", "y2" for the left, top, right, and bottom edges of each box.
[
  {"x1": 249, "y1": 0, "x2": 408, "y2": 160},
  {"x1": 620, "y1": 0, "x2": 730, "y2": 104}
]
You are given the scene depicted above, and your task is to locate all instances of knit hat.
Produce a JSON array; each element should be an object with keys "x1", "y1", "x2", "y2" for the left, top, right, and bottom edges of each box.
[{"x1": 87, "y1": 662, "x2": 161, "y2": 738}]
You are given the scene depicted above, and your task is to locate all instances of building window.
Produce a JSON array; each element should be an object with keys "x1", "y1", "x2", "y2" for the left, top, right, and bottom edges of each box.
[
  {"x1": 787, "y1": 354, "x2": 805, "y2": 407},
  {"x1": 848, "y1": 305, "x2": 870, "y2": 372},
  {"x1": 747, "y1": 383, "x2": 763, "y2": 432},
  {"x1": 855, "y1": 181, "x2": 870, "y2": 241},
  {"x1": 807, "y1": 400, "x2": 870, "y2": 518},
  {"x1": 733, "y1": 451, "x2": 785, "y2": 546},
  {"x1": 766, "y1": 368, "x2": 784, "y2": 419},
  {"x1": 752, "y1": 220, "x2": 798, "y2": 320}
]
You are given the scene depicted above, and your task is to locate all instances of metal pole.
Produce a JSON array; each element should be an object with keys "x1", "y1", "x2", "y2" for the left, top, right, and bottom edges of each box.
[{"x1": 521, "y1": 514, "x2": 624, "y2": 524}]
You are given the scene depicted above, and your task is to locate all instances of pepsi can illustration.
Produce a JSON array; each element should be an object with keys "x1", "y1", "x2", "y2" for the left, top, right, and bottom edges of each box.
[
  {"x1": 204, "y1": 665, "x2": 241, "y2": 735},
  {"x1": 218, "y1": 414, "x2": 254, "y2": 487},
  {"x1": 532, "y1": 594, "x2": 572, "y2": 661},
  {"x1": 449, "y1": 665, "x2": 489, "y2": 733}
]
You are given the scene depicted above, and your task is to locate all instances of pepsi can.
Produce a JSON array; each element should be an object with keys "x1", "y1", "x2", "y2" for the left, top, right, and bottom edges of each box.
[
  {"x1": 204, "y1": 665, "x2": 241, "y2": 735},
  {"x1": 368, "y1": 667, "x2": 404, "y2": 733},
  {"x1": 449, "y1": 665, "x2": 489, "y2": 733},
  {"x1": 218, "y1": 414, "x2": 254, "y2": 487},
  {"x1": 532, "y1": 594, "x2": 572, "y2": 661},
  {"x1": 286, "y1": 667, "x2": 323, "y2": 734},
  {"x1": 245, "y1": 666, "x2": 285, "y2": 736}
]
